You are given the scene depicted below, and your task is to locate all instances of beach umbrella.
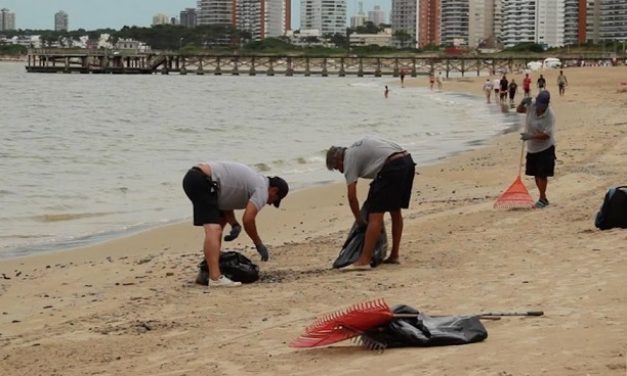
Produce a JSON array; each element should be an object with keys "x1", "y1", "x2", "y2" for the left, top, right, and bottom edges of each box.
[{"x1": 494, "y1": 141, "x2": 536, "y2": 209}]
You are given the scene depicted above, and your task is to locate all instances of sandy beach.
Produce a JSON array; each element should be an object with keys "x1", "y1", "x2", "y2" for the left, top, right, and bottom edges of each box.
[{"x1": 1, "y1": 66, "x2": 626, "y2": 375}]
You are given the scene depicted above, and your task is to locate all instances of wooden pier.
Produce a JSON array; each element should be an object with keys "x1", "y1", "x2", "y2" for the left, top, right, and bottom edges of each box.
[{"x1": 25, "y1": 49, "x2": 619, "y2": 77}]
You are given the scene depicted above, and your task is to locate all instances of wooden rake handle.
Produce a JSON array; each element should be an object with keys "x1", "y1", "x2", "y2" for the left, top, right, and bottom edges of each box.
[{"x1": 391, "y1": 310, "x2": 544, "y2": 320}]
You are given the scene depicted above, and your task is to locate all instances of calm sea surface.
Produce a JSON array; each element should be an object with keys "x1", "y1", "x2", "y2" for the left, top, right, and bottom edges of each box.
[{"x1": 0, "y1": 62, "x2": 520, "y2": 258}]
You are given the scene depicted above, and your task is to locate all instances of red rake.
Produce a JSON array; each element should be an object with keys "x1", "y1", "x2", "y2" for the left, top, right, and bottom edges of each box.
[
  {"x1": 494, "y1": 141, "x2": 536, "y2": 209},
  {"x1": 290, "y1": 298, "x2": 543, "y2": 348}
]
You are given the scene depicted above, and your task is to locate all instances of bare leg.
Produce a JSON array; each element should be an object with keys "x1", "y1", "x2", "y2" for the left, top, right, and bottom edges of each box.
[
  {"x1": 203, "y1": 223, "x2": 223, "y2": 280},
  {"x1": 535, "y1": 176, "x2": 548, "y2": 201},
  {"x1": 386, "y1": 210, "x2": 403, "y2": 262},
  {"x1": 354, "y1": 212, "x2": 384, "y2": 266}
]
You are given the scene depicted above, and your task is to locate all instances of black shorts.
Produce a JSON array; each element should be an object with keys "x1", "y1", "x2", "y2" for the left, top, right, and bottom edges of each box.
[
  {"x1": 182, "y1": 167, "x2": 223, "y2": 226},
  {"x1": 366, "y1": 154, "x2": 416, "y2": 213},
  {"x1": 525, "y1": 145, "x2": 556, "y2": 178}
]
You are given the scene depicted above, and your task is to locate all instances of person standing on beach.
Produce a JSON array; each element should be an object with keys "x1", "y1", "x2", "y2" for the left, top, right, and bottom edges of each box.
[
  {"x1": 499, "y1": 75, "x2": 509, "y2": 103},
  {"x1": 557, "y1": 70, "x2": 568, "y2": 96},
  {"x1": 508, "y1": 79, "x2": 518, "y2": 106},
  {"x1": 537, "y1": 74, "x2": 546, "y2": 91},
  {"x1": 384, "y1": 85, "x2": 389, "y2": 98},
  {"x1": 326, "y1": 136, "x2": 416, "y2": 267},
  {"x1": 517, "y1": 91, "x2": 556, "y2": 208},
  {"x1": 400, "y1": 71, "x2": 405, "y2": 88},
  {"x1": 436, "y1": 72, "x2": 443, "y2": 90},
  {"x1": 483, "y1": 78, "x2": 494, "y2": 104},
  {"x1": 429, "y1": 75, "x2": 435, "y2": 90},
  {"x1": 523, "y1": 73, "x2": 532, "y2": 97},
  {"x1": 493, "y1": 77, "x2": 501, "y2": 103},
  {"x1": 182, "y1": 162, "x2": 289, "y2": 286}
]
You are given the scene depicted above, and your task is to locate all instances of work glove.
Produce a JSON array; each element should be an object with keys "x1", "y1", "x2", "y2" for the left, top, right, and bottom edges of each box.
[
  {"x1": 520, "y1": 97, "x2": 532, "y2": 106},
  {"x1": 255, "y1": 243, "x2": 269, "y2": 262},
  {"x1": 223, "y1": 223, "x2": 241, "y2": 242},
  {"x1": 520, "y1": 132, "x2": 533, "y2": 141}
]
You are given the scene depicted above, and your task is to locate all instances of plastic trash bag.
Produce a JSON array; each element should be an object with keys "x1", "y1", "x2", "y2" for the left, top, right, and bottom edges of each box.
[
  {"x1": 196, "y1": 251, "x2": 260, "y2": 285},
  {"x1": 332, "y1": 204, "x2": 388, "y2": 269},
  {"x1": 362, "y1": 304, "x2": 488, "y2": 348}
]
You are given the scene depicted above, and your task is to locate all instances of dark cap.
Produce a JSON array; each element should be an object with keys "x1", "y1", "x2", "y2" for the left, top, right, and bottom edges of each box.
[
  {"x1": 535, "y1": 90, "x2": 550, "y2": 111},
  {"x1": 325, "y1": 146, "x2": 346, "y2": 170},
  {"x1": 269, "y1": 176, "x2": 289, "y2": 208}
]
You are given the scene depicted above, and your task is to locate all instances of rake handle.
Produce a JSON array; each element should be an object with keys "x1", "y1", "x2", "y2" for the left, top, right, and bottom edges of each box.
[
  {"x1": 392, "y1": 310, "x2": 543, "y2": 319},
  {"x1": 518, "y1": 140, "x2": 526, "y2": 177}
]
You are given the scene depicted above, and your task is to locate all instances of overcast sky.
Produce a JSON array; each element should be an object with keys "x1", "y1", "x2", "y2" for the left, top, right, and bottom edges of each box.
[{"x1": 0, "y1": 0, "x2": 389, "y2": 31}]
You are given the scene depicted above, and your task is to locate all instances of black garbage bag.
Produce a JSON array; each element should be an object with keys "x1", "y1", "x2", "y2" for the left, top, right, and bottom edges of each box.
[
  {"x1": 196, "y1": 251, "x2": 259, "y2": 285},
  {"x1": 362, "y1": 305, "x2": 488, "y2": 348},
  {"x1": 332, "y1": 204, "x2": 388, "y2": 269}
]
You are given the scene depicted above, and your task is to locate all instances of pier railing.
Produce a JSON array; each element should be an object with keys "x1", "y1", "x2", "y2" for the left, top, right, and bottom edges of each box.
[{"x1": 25, "y1": 49, "x2": 624, "y2": 76}]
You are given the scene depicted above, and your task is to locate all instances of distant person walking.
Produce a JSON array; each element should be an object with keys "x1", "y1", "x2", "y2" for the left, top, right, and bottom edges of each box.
[
  {"x1": 499, "y1": 75, "x2": 509, "y2": 103},
  {"x1": 517, "y1": 91, "x2": 556, "y2": 209},
  {"x1": 537, "y1": 74, "x2": 546, "y2": 91},
  {"x1": 557, "y1": 70, "x2": 568, "y2": 96},
  {"x1": 436, "y1": 72, "x2": 443, "y2": 90},
  {"x1": 508, "y1": 79, "x2": 518, "y2": 106},
  {"x1": 523, "y1": 73, "x2": 532, "y2": 97},
  {"x1": 493, "y1": 77, "x2": 501, "y2": 103},
  {"x1": 384, "y1": 85, "x2": 389, "y2": 98},
  {"x1": 400, "y1": 71, "x2": 405, "y2": 88},
  {"x1": 483, "y1": 78, "x2": 494, "y2": 104},
  {"x1": 429, "y1": 74, "x2": 435, "y2": 90},
  {"x1": 182, "y1": 161, "x2": 289, "y2": 286}
]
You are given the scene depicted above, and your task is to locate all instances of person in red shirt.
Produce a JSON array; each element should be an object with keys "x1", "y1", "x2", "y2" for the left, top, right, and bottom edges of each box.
[{"x1": 523, "y1": 73, "x2": 532, "y2": 97}]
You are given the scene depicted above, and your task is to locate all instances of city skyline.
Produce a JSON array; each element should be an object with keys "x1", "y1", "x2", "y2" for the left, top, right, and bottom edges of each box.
[{"x1": 0, "y1": 0, "x2": 390, "y2": 30}]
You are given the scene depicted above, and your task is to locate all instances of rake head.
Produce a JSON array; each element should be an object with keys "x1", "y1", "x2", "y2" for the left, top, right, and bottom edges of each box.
[
  {"x1": 494, "y1": 175, "x2": 535, "y2": 209},
  {"x1": 290, "y1": 298, "x2": 394, "y2": 348}
]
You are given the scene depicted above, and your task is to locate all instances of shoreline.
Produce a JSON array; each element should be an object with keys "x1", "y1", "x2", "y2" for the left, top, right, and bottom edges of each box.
[{"x1": 2, "y1": 66, "x2": 627, "y2": 375}]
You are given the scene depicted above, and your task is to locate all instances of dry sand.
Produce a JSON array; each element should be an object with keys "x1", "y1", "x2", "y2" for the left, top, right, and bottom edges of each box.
[{"x1": 1, "y1": 66, "x2": 626, "y2": 376}]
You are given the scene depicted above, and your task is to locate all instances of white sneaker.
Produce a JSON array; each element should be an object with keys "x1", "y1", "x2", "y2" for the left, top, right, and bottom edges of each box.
[{"x1": 208, "y1": 275, "x2": 242, "y2": 287}]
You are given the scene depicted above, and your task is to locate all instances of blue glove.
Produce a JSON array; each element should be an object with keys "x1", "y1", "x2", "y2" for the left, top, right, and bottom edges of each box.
[
  {"x1": 224, "y1": 223, "x2": 241, "y2": 242},
  {"x1": 520, "y1": 132, "x2": 533, "y2": 141},
  {"x1": 255, "y1": 243, "x2": 269, "y2": 262}
]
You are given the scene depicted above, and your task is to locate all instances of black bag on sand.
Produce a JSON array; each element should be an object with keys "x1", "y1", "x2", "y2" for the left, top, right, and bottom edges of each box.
[
  {"x1": 362, "y1": 305, "x2": 488, "y2": 348},
  {"x1": 595, "y1": 186, "x2": 627, "y2": 230},
  {"x1": 332, "y1": 204, "x2": 388, "y2": 269},
  {"x1": 196, "y1": 251, "x2": 260, "y2": 285}
]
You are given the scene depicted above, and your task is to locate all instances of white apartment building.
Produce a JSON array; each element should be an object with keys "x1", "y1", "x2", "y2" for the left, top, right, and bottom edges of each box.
[
  {"x1": 468, "y1": 0, "x2": 496, "y2": 47},
  {"x1": 264, "y1": 0, "x2": 290, "y2": 37},
  {"x1": 197, "y1": 0, "x2": 232, "y2": 25},
  {"x1": 0, "y1": 8, "x2": 16, "y2": 31},
  {"x1": 563, "y1": 0, "x2": 581, "y2": 44},
  {"x1": 390, "y1": 0, "x2": 417, "y2": 47},
  {"x1": 598, "y1": 0, "x2": 627, "y2": 40},
  {"x1": 301, "y1": 0, "x2": 347, "y2": 35},
  {"x1": 501, "y1": 0, "x2": 537, "y2": 47},
  {"x1": 350, "y1": 2, "x2": 367, "y2": 28},
  {"x1": 440, "y1": 0, "x2": 469, "y2": 46},
  {"x1": 368, "y1": 5, "x2": 386, "y2": 25},
  {"x1": 152, "y1": 13, "x2": 170, "y2": 26},
  {"x1": 55, "y1": 11, "x2": 68, "y2": 32},
  {"x1": 536, "y1": 0, "x2": 565, "y2": 47}
]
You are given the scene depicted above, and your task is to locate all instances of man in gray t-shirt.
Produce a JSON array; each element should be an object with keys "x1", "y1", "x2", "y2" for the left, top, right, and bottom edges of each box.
[
  {"x1": 517, "y1": 90, "x2": 556, "y2": 208},
  {"x1": 326, "y1": 136, "x2": 416, "y2": 268},
  {"x1": 182, "y1": 161, "x2": 289, "y2": 286}
]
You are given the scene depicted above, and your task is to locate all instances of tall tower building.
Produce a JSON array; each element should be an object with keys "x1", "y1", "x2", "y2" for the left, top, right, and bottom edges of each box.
[
  {"x1": 563, "y1": 0, "x2": 587, "y2": 44},
  {"x1": 55, "y1": 11, "x2": 69, "y2": 31},
  {"x1": 368, "y1": 5, "x2": 386, "y2": 26},
  {"x1": 417, "y1": 0, "x2": 440, "y2": 47},
  {"x1": 598, "y1": 0, "x2": 627, "y2": 41},
  {"x1": 351, "y1": 2, "x2": 367, "y2": 28},
  {"x1": 586, "y1": 0, "x2": 601, "y2": 43},
  {"x1": 468, "y1": 0, "x2": 495, "y2": 48},
  {"x1": 180, "y1": 8, "x2": 198, "y2": 27},
  {"x1": 300, "y1": 0, "x2": 347, "y2": 35},
  {"x1": 152, "y1": 13, "x2": 170, "y2": 25},
  {"x1": 198, "y1": 0, "x2": 290, "y2": 39},
  {"x1": 536, "y1": 0, "x2": 565, "y2": 47},
  {"x1": 197, "y1": 0, "x2": 232, "y2": 25},
  {"x1": 440, "y1": 0, "x2": 469, "y2": 46},
  {"x1": 0, "y1": 8, "x2": 16, "y2": 31},
  {"x1": 391, "y1": 0, "x2": 417, "y2": 46},
  {"x1": 502, "y1": 0, "x2": 536, "y2": 47}
]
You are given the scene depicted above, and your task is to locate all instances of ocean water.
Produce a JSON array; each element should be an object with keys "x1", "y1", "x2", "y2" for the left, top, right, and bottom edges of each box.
[{"x1": 0, "y1": 62, "x2": 520, "y2": 258}]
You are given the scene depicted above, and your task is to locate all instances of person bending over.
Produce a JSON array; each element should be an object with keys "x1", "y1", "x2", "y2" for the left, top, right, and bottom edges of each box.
[
  {"x1": 182, "y1": 161, "x2": 289, "y2": 286},
  {"x1": 326, "y1": 136, "x2": 416, "y2": 267}
]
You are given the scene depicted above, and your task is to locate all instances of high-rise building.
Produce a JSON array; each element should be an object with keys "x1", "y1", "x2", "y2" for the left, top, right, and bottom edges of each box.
[
  {"x1": 468, "y1": 0, "x2": 495, "y2": 47},
  {"x1": 0, "y1": 8, "x2": 16, "y2": 31},
  {"x1": 197, "y1": 0, "x2": 231, "y2": 25},
  {"x1": 301, "y1": 0, "x2": 347, "y2": 35},
  {"x1": 598, "y1": 0, "x2": 627, "y2": 41},
  {"x1": 440, "y1": 0, "x2": 469, "y2": 46},
  {"x1": 417, "y1": 0, "x2": 440, "y2": 47},
  {"x1": 563, "y1": 0, "x2": 587, "y2": 45},
  {"x1": 368, "y1": 5, "x2": 386, "y2": 26},
  {"x1": 391, "y1": 0, "x2": 417, "y2": 46},
  {"x1": 180, "y1": 8, "x2": 198, "y2": 28},
  {"x1": 152, "y1": 13, "x2": 170, "y2": 26},
  {"x1": 586, "y1": 0, "x2": 601, "y2": 42},
  {"x1": 502, "y1": 0, "x2": 537, "y2": 47},
  {"x1": 536, "y1": 0, "x2": 565, "y2": 47},
  {"x1": 55, "y1": 11, "x2": 68, "y2": 31},
  {"x1": 350, "y1": 2, "x2": 367, "y2": 28}
]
